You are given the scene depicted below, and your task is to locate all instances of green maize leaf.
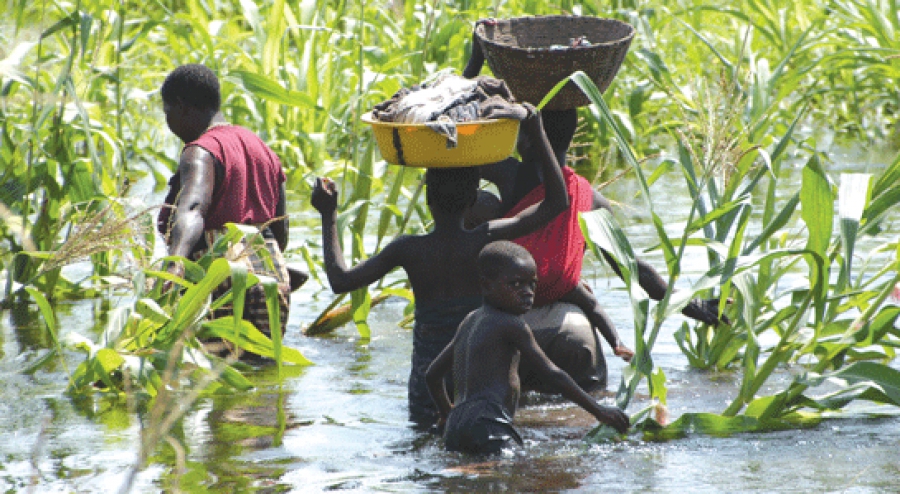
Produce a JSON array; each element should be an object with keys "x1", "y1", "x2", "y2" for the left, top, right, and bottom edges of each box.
[
  {"x1": 262, "y1": 0, "x2": 286, "y2": 76},
  {"x1": 229, "y1": 260, "x2": 249, "y2": 345},
  {"x1": 68, "y1": 361, "x2": 94, "y2": 393},
  {"x1": 21, "y1": 349, "x2": 58, "y2": 375},
  {"x1": 201, "y1": 317, "x2": 311, "y2": 366},
  {"x1": 135, "y1": 298, "x2": 171, "y2": 326},
  {"x1": 684, "y1": 197, "x2": 748, "y2": 237},
  {"x1": 90, "y1": 349, "x2": 123, "y2": 390},
  {"x1": 743, "y1": 192, "x2": 799, "y2": 254},
  {"x1": 170, "y1": 258, "x2": 232, "y2": 329},
  {"x1": 771, "y1": 103, "x2": 809, "y2": 176},
  {"x1": 573, "y1": 71, "x2": 677, "y2": 271},
  {"x1": 536, "y1": 73, "x2": 571, "y2": 111},
  {"x1": 300, "y1": 245, "x2": 323, "y2": 285},
  {"x1": 646, "y1": 158, "x2": 676, "y2": 188},
  {"x1": 744, "y1": 393, "x2": 784, "y2": 418},
  {"x1": 628, "y1": 412, "x2": 819, "y2": 441},
  {"x1": 714, "y1": 333, "x2": 748, "y2": 370},
  {"x1": 261, "y1": 276, "x2": 284, "y2": 375},
  {"x1": 870, "y1": 152, "x2": 900, "y2": 198},
  {"x1": 838, "y1": 173, "x2": 871, "y2": 283},
  {"x1": 800, "y1": 154, "x2": 833, "y2": 261},
  {"x1": 674, "y1": 323, "x2": 711, "y2": 369},
  {"x1": 379, "y1": 287, "x2": 413, "y2": 302},
  {"x1": 795, "y1": 383, "x2": 892, "y2": 411},
  {"x1": 95, "y1": 348, "x2": 125, "y2": 374},
  {"x1": 658, "y1": 289, "x2": 695, "y2": 321},
  {"x1": 650, "y1": 367, "x2": 668, "y2": 405},
  {"x1": 858, "y1": 305, "x2": 900, "y2": 346},
  {"x1": 845, "y1": 346, "x2": 894, "y2": 362},
  {"x1": 583, "y1": 423, "x2": 626, "y2": 443},
  {"x1": 235, "y1": 70, "x2": 317, "y2": 109},
  {"x1": 215, "y1": 364, "x2": 254, "y2": 392},
  {"x1": 25, "y1": 286, "x2": 69, "y2": 376},
  {"x1": 39, "y1": 12, "x2": 79, "y2": 39},
  {"x1": 580, "y1": 209, "x2": 643, "y2": 301},
  {"x1": 768, "y1": 21, "x2": 812, "y2": 82},
  {"x1": 376, "y1": 166, "x2": 406, "y2": 248},
  {"x1": 801, "y1": 362, "x2": 900, "y2": 407},
  {"x1": 862, "y1": 183, "x2": 900, "y2": 235},
  {"x1": 674, "y1": 17, "x2": 734, "y2": 72},
  {"x1": 351, "y1": 286, "x2": 372, "y2": 339},
  {"x1": 632, "y1": 48, "x2": 679, "y2": 93},
  {"x1": 25, "y1": 286, "x2": 58, "y2": 338}
]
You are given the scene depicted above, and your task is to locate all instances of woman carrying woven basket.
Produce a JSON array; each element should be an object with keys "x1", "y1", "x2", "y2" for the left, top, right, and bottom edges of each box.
[{"x1": 463, "y1": 25, "x2": 728, "y2": 393}]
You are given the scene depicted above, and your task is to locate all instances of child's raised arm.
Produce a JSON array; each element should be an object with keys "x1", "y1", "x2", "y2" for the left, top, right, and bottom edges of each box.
[{"x1": 311, "y1": 177, "x2": 405, "y2": 294}]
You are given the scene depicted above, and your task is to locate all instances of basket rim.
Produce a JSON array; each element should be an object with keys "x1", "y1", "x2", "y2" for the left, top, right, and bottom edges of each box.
[
  {"x1": 361, "y1": 111, "x2": 516, "y2": 128},
  {"x1": 476, "y1": 15, "x2": 635, "y2": 52}
]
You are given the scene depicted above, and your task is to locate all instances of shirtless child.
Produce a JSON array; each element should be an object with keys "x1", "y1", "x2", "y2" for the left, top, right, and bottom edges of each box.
[
  {"x1": 311, "y1": 105, "x2": 569, "y2": 429},
  {"x1": 426, "y1": 241, "x2": 630, "y2": 454}
]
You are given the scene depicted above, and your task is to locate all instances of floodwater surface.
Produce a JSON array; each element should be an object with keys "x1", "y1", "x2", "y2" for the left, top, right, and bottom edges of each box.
[{"x1": 1, "y1": 142, "x2": 899, "y2": 492}]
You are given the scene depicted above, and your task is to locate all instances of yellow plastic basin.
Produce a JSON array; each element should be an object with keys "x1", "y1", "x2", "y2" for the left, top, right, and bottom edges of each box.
[{"x1": 361, "y1": 112, "x2": 520, "y2": 168}]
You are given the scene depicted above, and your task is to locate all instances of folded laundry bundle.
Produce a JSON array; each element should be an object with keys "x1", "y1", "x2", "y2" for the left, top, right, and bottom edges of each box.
[{"x1": 372, "y1": 72, "x2": 526, "y2": 148}]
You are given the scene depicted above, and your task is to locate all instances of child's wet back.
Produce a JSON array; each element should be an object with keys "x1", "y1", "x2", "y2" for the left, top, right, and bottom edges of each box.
[{"x1": 310, "y1": 107, "x2": 571, "y2": 429}]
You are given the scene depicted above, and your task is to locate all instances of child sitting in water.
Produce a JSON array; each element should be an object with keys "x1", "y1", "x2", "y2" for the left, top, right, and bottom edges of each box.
[
  {"x1": 311, "y1": 104, "x2": 569, "y2": 429},
  {"x1": 425, "y1": 241, "x2": 630, "y2": 454}
]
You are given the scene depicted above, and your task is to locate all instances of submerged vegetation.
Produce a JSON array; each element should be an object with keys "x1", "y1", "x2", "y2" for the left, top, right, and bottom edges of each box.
[{"x1": 2, "y1": 0, "x2": 900, "y2": 480}]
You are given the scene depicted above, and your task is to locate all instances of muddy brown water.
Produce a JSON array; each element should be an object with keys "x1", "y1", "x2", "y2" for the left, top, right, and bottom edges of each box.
[{"x1": 2, "y1": 143, "x2": 899, "y2": 492}]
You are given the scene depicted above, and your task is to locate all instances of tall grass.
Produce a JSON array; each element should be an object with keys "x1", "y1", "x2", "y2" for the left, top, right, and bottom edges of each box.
[{"x1": 578, "y1": 12, "x2": 900, "y2": 435}]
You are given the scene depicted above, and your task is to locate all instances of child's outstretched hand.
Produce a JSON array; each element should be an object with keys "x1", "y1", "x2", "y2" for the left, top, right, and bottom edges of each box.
[
  {"x1": 311, "y1": 177, "x2": 338, "y2": 215},
  {"x1": 595, "y1": 404, "x2": 630, "y2": 434},
  {"x1": 614, "y1": 344, "x2": 634, "y2": 362}
]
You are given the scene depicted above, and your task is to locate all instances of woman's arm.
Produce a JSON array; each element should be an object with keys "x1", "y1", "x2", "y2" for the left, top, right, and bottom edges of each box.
[
  {"x1": 270, "y1": 182, "x2": 289, "y2": 252},
  {"x1": 484, "y1": 111, "x2": 570, "y2": 240},
  {"x1": 561, "y1": 283, "x2": 633, "y2": 362},
  {"x1": 166, "y1": 146, "x2": 216, "y2": 276},
  {"x1": 461, "y1": 25, "x2": 486, "y2": 79}
]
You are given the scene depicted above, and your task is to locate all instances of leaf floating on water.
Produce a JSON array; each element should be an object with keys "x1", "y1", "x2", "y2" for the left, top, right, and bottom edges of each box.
[
  {"x1": 584, "y1": 423, "x2": 628, "y2": 443},
  {"x1": 622, "y1": 412, "x2": 822, "y2": 442}
]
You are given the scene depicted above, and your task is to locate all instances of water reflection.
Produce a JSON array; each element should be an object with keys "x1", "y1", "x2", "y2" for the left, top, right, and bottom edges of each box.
[
  {"x1": 154, "y1": 367, "x2": 307, "y2": 491},
  {"x1": 7, "y1": 301, "x2": 47, "y2": 354}
]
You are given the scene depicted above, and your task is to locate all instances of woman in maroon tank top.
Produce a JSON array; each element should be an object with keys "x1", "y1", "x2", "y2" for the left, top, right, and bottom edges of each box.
[{"x1": 158, "y1": 64, "x2": 294, "y2": 360}]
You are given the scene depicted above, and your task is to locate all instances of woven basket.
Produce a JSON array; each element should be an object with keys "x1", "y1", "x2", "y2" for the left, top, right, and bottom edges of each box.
[{"x1": 475, "y1": 16, "x2": 634, "y2": 110}]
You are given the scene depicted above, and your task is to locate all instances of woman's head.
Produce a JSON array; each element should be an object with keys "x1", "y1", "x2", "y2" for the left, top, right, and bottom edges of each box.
[
  {"x1": 161, "y1": 64, "x2": 222, "y2": 142},
  {"x1": 161, "y1": 64, "x2": 221, "y2": 111},
  {"x1": 516, "y1": 109, "x2": 577, "y2": 165}
]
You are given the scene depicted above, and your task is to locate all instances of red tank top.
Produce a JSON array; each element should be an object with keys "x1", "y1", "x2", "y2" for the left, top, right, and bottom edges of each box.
[
  {"x1": 504, "y1": 167, "x2": 594, "y2": 306},
  {"x1": 187, "y1": 125, "x2": 285, "y2": 231}
]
